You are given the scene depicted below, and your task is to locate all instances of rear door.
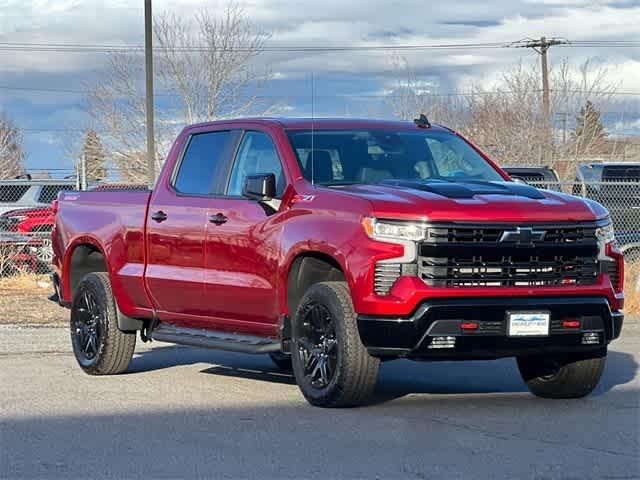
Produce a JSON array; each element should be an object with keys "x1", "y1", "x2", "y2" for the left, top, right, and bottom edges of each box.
[
  {"x1": 145, "y1": 129, "x2": 240, "y2": 323},
  {"x1": 202, "y1": 130, "x2": 287, "y2": 336}
]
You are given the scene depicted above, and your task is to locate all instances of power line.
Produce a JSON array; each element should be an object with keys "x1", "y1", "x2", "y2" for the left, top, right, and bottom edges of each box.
[
  {"x1": 4, "y1": 85, "x2": 640, "y2": 97},
  {"x1": 0, "y1": 40, "x2": 525, "y2": 54},
  {"x1": 0, "y1": 39, "x2": 638, "y2": 54}
]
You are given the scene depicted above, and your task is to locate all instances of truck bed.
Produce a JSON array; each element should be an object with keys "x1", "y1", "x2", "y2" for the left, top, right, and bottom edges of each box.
[{"x1": 53, "y1": 189, "x2": 153, "y2": 317}]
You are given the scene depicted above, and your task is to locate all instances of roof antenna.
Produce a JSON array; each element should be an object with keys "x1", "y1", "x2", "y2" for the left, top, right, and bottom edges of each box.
[
  {"x1": 311, "y1": 72, "x2": 315, "y2": 185},
  {"x1": 414, "y1": 113, "x2": 431, "y2": 129}
]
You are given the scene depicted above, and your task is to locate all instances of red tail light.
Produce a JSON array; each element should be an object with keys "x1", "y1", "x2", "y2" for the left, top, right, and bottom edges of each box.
[
  {"x1": 562, "y1": 319, "x2": 581, "y2": 329},
  {"x1": 51, "y1": 200, "x2": 59, "y2": 216},
  {"x1": 460, "y1": 322, "x2": 479, "y2": 331}
]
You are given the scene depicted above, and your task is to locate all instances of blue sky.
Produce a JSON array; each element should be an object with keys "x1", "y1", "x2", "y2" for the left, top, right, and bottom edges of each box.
[{"x1": 1, "y1": 0, "x2": 639, "y2": 175}]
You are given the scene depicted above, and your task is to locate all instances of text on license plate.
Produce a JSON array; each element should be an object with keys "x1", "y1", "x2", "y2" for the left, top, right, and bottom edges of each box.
[{"x1": 507, "y1": 311, "x2": 550, "y2": 336}]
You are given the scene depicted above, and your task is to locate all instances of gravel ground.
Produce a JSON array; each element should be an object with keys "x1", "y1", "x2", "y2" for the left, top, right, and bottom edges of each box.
[
  {"x1": 1, "y1": 322, "x2": 638, "y2": 480},
  {"x1": 0, "y1": 276, "x2": 66, "y2": 326}
]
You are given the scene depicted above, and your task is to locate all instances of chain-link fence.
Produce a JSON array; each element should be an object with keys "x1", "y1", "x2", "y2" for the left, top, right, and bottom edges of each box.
[
  {"x1": 521, "y1": 180, "x2": 640, "y2": 257},
  {"x1": 0, "y1": 177, "x2": 638, "y2": 302},
  {"x1": 0, "y1": 179, "x2": 148, "y2": 276}
]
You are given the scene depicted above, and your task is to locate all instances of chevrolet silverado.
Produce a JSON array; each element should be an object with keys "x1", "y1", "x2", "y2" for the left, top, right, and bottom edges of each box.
[{"x1": 51, "y1": 118, "x2": 625, "y2": 407}]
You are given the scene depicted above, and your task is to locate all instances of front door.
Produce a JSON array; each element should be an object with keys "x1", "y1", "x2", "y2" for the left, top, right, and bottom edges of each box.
[
  {"x1": 145, "y1": 129, "x2": 240, "y2": 325},
  {"x1": 203, "y1": 130, "x2": 287, "y2": 336}
]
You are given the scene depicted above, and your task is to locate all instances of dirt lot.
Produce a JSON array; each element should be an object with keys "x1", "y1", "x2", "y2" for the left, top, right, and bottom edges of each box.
[{"x1": 0, "y1": 275, "x2": 67, "y2": 326}]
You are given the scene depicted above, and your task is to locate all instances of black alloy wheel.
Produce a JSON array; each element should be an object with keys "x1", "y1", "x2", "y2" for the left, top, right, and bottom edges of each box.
[
  {"x1": 291, "y1": 282, "x2": 379, "y2": 407},
  {"x1": 296, "y1": 302, "x2": 338, "y2": 388},
  {"x1": 72, "y1": 290, "x2": 102, "y2": 361},
  {"x1": 70, "y1": 272, "x2": 136, "y2": 375}
]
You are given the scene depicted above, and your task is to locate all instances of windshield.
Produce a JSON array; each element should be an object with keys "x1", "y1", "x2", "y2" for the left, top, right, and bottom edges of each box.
[{"x1": 287, "y1": 129, "x2": 504, "y2": 185}]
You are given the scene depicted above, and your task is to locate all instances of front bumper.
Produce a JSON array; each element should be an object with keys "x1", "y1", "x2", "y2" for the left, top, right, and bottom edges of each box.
[{"x1": 357, "y1": 296, "x2": 623, "y2": 360}]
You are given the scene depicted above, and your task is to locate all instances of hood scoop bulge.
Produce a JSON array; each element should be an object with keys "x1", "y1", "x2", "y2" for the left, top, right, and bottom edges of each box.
[{"x1": 380, "y1": 179, "x2": 546, "y2": 200}]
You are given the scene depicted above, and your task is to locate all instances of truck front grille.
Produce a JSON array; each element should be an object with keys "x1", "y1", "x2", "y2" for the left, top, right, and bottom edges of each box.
[
  {"x1": 418, "y1": 223, "x2": 600, "y2": 288},
  {"x1": 426, "y1": 225, "x2": 597, "y2": 245}
]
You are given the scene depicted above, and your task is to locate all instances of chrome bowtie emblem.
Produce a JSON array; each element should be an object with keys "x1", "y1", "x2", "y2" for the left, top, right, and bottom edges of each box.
[{"x1": 499, "y1": 227, "x2": 546, "y2": 246}]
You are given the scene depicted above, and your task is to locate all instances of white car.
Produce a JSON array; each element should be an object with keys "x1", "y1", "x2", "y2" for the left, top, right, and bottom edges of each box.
[{"x1": 0, "y1": 179, "x2": 77, "y2": 216}]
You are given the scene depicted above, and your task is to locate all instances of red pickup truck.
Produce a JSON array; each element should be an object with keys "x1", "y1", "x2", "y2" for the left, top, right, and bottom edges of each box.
[{"x1": 51, "y1": 117, "x2": 624, "y2": 407}]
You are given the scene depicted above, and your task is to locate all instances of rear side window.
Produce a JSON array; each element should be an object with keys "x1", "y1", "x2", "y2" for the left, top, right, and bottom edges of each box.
[
  {"x1": 0, "y1": 185, "x2": 30, "y2": 202},
  {"x1": 173, "y1": 131, "x2": 237, "y2": 195},
  {"x1": 38, "y1": 184, "x2": 75, "y2": 203}
]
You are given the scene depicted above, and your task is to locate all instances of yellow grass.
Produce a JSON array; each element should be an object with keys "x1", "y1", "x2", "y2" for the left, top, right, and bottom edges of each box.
[
  {"x1": 0, "y1": 274, "x2": 67, "y2": 325},
  {"x1": 625, "y1": 262, "x2": 640, "y2": 315}
]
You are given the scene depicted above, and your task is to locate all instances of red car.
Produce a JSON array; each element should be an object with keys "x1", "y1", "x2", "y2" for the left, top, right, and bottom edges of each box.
[
  {"x1": 0, "y1": 206, "x2": 54, "y2": 265},
  {"x1": 51, "y1": 117, "x2": 624, "y2": 407}
]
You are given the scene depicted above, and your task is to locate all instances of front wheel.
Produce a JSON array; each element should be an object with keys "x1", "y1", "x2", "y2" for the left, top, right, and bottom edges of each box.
[
  {"x1": 291, "y1": 281, "x2": 380, "y2": 407},
  {"x1": 517, "y1": 350, "x2": 606, "y2": 399},
  {"x1": 70, "y1": 272, "x2": 136, "y2": 375}
]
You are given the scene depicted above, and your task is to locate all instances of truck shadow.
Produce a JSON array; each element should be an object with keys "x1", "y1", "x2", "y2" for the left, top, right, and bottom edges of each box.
[
  {"x1": 370, "y1": 350, "x2": 637, "y2": 404},
  {"x1": 128, "y1": 345, "x2": 637, "y2": 403}
]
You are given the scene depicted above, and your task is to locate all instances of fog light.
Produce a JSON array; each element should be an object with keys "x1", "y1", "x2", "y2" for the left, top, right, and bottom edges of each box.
[
  {"x1": 428, "y1": 336, "x2": 456, "y2": 349},
  {"x1": 582, "y1": 332, "x2": 600, "y2": 345}
]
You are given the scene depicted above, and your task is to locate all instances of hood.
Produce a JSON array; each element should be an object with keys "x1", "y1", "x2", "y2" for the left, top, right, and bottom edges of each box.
[{"x1": 332, "y1": 180, "x2": 608, "y2": 223}]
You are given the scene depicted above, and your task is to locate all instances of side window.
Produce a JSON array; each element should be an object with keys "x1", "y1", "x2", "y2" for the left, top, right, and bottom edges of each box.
[
  {"x1": 0, "y1": 185, "x2": 30, "y2": 203},
  {"x1": 38, "y1": 184, "x2": 75, "y2": 204},
  {"x1": 227, "y1": 131, "x2": 285, "y2": 197},
  {"x1": 173, "y1": 131, "x2": 236, "y2": 196}
]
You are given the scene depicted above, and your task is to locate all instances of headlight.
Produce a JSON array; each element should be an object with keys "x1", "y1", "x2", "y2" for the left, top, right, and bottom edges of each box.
[
  {"x1": 362, "y1": 217, "x2": 427, "y2": 242},
  {"x1": 362, "y1": 217, "x2": 427, "y2": 264},
  {"x1": 596, "y1": 222, "x2": 615, "y2": 245}
]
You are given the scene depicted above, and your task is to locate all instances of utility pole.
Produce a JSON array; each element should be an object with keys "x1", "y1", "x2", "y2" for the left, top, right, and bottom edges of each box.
[
  {"x1": 515, "y1": 37, "x2": 569, "y2": 164},
  {"x1": 144, "y1": 0, "x2": 156, "y2": 186},
  {"x1": 81, "y1": 152, "x2": 87, "y2": 190}
]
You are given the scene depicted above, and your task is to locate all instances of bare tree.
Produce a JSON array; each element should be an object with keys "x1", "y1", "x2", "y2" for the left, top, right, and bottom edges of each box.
[
  {"x1": 0, "y1": 113, "x2": 26, "y2": 179},
  {"x1": 386, "y1": 56, "x2": 467, "y2": 130},
  {"x1": 86, "y1": 3, "x2": 273, "y2": 183},
  {"x1": 387, "y1": 56, "x2": 620, "y2": 176}
]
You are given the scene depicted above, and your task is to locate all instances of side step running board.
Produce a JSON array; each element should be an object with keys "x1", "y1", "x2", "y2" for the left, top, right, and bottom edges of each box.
[{"x1": 151, "y1": 324, "x2": 281, "y2": 354}]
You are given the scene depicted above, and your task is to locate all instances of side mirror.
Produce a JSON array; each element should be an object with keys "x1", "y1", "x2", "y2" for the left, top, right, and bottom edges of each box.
[{"x1": 242, "y1": 173, "x2": 276, "y2": 201}]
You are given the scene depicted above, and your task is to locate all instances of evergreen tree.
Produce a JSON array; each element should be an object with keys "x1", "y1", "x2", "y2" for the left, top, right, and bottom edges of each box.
[
  {"x1": 81, "y1": 130, "x2": 107, "y2": 182},
  {"x1": 571, "y1": 100, "x2": 608, "y2": 153}
]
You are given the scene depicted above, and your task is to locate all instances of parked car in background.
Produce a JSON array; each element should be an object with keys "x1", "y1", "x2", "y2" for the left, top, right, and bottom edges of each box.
[
  {"x1": 0, "y1": 206, "x2": 55, "y2": 264},
  {"x1": 572, "y1": 163, "x2": 640, "y2": 260},
  {"x1": 502, "y1": 166, "x2": 561, "y2": 191},
  {"x1": 0, "y1": 232, "x2": 46, "y2": 276},
  {"x1": 0, "y1": 179, "x2": 76, "y2": 216}
]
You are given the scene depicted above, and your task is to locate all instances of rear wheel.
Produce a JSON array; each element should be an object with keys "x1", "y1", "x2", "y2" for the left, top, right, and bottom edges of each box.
[
  {"x1": 291, "y1": 281, "x2": 379, "y2": 407},
  {"x1": 517, "y1": 350, "x2": 606, "y2": 398},
  {"x1": 70, "y1": 272, "x2": 136, "y2": 375}
]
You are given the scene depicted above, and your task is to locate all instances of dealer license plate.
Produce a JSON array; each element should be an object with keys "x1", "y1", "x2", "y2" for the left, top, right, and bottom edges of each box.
[{"x1": 507, "y1": 311, "x2": 550, "y2": 337}]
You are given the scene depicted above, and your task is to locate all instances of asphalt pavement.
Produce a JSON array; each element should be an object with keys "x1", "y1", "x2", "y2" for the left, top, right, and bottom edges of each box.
[{"x1": 1, "y1": 324, "x2": 639, "y2": 480}]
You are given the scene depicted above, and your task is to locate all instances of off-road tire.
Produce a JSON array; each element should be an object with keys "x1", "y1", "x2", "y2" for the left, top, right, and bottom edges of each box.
[
  {"x1": 517, "y1": 350, "x2": 606, "y2": 399},
  {"x1": 291, "y1": 281, "x2": 379, "y2": 407},
  {"x1": 70, "y1": 272, "x2": 136, "y2": 375},
  {"x1": 269, "y1": 352, "x2": 292, "y2": 371}
]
